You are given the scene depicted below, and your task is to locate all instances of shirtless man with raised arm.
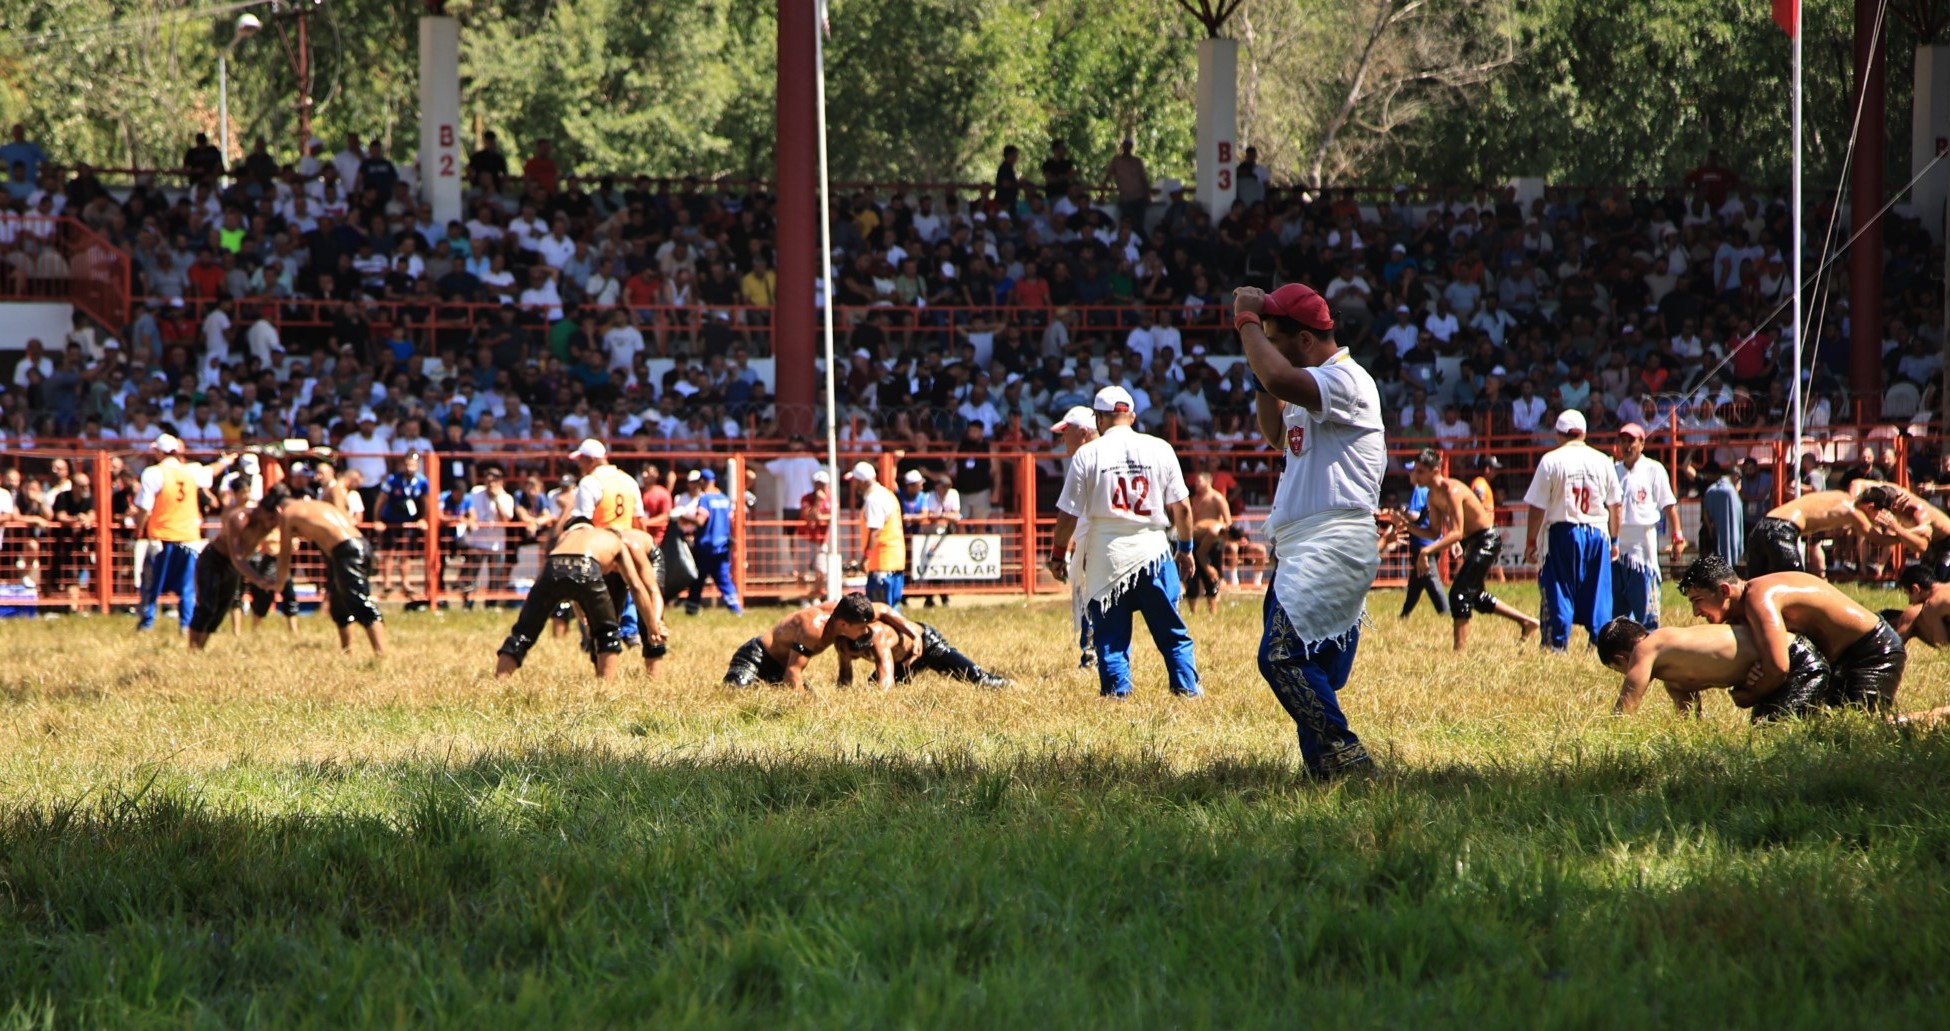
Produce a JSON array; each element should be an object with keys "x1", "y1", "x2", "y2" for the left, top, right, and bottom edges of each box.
[
  {"x1": 185, "y1": 491, "x2": 287, "y2": 650},
  {"x1": 494, "y1": 517, "x2": 662, "y2": 679},
  {"x1": 1597, "y1": 616, "x2": 1832, "y2": 721},
  {"x1": 247, "y1": 492, "x2": 387, "y2": 654},
  {"x1": 833, "y1": 619, "x2": 1010, "y2": 691},
  {"x1": 1841, "y1": 483, "x2": 1950, "y2": 579},
  {"x1": 1745, "y1": 484, "x2": 1908, "y2": 577},
  {"x1": 1408, "y1": 448, "x2": 1540, "y2": 650},
  {"x1": 1677, "y1": 553, "x2": 1906, "y2": 712},
  {"x1": 722, "y1": 593, "x2": 924, "y2": 692},
  {"x1": 1187, "y1": 472, "x2": 1232, "y2": 614}
]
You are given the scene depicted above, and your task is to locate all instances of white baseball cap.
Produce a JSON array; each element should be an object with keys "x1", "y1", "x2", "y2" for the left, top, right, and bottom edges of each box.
[
  {"x1": 1554, "y1": 409, "x2": 1588, "y2": 435},
  {"x1": 902, "y1": 469, "x2": 925, "y2": 485},
  {"x1": 812, "y1": 469, "x2": 831, "y2": 484},
  {"x1": 151, "y1": 434, "x2": 184, "y2": 454},
  {"x1": 686, "y1": 469, "x2": 702, "y2": 482},
  {"x1": 570, "y1": 438, "x2": 606, "y2": 460},
  {"x1": 1093, "y1": 386, "x2": 1135, "y2": 414},
  {"x1": 1050, "y1": 406, "x2": 1096, "y2": 434},
  {"x1": 357, "y1": 408, "x2": 376, "y2": 423},
  {"x1": 849, "y1": 461, "x2": 878, "y2": 482}
]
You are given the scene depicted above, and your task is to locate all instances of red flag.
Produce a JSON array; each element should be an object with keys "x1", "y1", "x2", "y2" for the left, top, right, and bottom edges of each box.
[{"x1": 1773, "y1": 0, "x2": 1798, "y2": 36}]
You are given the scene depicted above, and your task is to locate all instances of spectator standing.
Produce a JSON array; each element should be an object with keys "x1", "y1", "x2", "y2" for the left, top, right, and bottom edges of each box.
[
  {"x1": 1041, "y1": 140, "x2": 1076, "y2": 205},
  {"x1": 952, "y1": 421, "x2": 998, "y2": 518},
  {"x1": 376, "y1": 450, "x2": 429, "y2": 601},
  {"x1": 134, "y1": 435, "x2": 234, "y2": 633},
  {"x1": 468, "y1": 131, "x2": 509, "y2": 188},
  {"x1": 1612, "y1": 423, "x2": 1684, "y2": 629},
  {"x1": 1103, "y1": 138, "x2": 1149, "y2": 231},
  {"x1": 849, "y1": 462, "x2": 907, "y2": 611},
  {"x1": 680, "y1": 469, "x2": 740, "y2": 616},
  {"x1": 1701, "y1": 466, "x2": 1745, "y2": 569},
  {"x1": 1522, "y1": 410, "x2": 1622, "y2": 651},
  {"x1": 1047, "y1": 386, "x2": 1200, "y2": 699},
  {"x1": 994, "y1": 145, "x2": 1020, "y2": 213},
  {"x1": 795, "y1": 471, "x2": 833, "y2": 603},
  {"x1": 524, "y1": 140, "x2": 561, "y2": 195}
]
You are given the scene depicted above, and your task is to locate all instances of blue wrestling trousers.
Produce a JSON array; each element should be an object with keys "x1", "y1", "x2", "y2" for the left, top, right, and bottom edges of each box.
[{"x1": 1539, "y1": 522, "x2": 1612, "y2": 651}]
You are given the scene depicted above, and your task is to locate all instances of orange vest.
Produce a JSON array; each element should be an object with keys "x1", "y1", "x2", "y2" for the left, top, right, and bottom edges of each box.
[
  {"x1": 589, "y1": 465, "x2": 639, "y2": 530},
  {"x1": 148, "y1": 462, "x2": 202, "y2": 542}
]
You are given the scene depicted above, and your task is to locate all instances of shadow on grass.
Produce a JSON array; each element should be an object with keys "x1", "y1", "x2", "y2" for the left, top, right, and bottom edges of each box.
[{"x1": 5, "y1": 725, "x2": 1950, "y2": 1025}]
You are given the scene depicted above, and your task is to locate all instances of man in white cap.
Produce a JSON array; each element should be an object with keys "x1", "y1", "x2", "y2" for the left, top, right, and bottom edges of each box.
[
  {"x1": 1523, "y1": 408, "x2": 1623, "y2": 651},
  {"x1": 338, "y1": 408, "x2": 391, "y2": 514},
  {"x1": 793, "y1": 469, "x2": 835, "y2": 603},
  {"x1": 133, "y1": 435, "x2": 237, "y2": 633},
  {"x1": 567, "y1": 437, "x2": 653, "y2": 641},
  {"x1": 850, "y1": 462, "x2": 907, "y2": 610},
  {"x1": 1051, "y1": 405, "x2": 1099, "y2": 670},
  {"x1": 1233, "y1": 282, "x2": 1384, "y2": 778},
  {"x1": 1047, "y1": 386, "x2": 1200, "y2": 698}
]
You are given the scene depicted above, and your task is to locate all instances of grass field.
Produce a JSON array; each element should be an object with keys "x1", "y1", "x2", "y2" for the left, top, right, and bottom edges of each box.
[{"x1": 4, "y1": 582, "x2": 1950, "y2": 1027}]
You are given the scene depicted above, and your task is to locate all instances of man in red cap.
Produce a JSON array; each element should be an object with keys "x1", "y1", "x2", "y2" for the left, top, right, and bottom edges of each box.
[
  {"x1": 1613, "y1": 422, "x2": 1683, "y2": 629},
  {"x1": 1233, "y1": 282, "x2": 1385, "y2": 779}
]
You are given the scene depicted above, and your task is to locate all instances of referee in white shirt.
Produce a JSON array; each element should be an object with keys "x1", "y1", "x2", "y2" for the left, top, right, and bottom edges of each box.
[
  {"x1": 1234, "y1": 283, "x2": 1386, "y2": 779},
  {"x1": 1522, "y1": 410, "x2": 1623, "y2": 651},
  {"x1": 1047, "y1": 387, "x2": 1200, "y2": 698},
  {"x1": 1612, "y1": 422, "x2": 1683, "y2": 629}
]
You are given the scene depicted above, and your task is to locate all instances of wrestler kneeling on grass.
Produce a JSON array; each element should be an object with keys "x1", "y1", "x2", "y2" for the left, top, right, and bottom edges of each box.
[
  {"x1": 1676, "y1": 554, "x2": 1906, "y2": 713},
  {"x1": 833, "y1": 619, "x2": 1011, "y2": 690},
  {"x1": 495, "y1": 517, "x2": 666, "y2": 679},
  {"x1": 722, "y1": 593, "x2": 925, "y2": 692},
  {"x1": 1598, "y1": 616, "x2": 1832, "y2": 722}
]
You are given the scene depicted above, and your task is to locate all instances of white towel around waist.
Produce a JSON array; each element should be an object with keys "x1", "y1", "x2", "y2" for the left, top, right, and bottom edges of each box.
[
  {"x1": 1616, "y1": 524, "x2": 1660, "y2": 575},
  {"x1": 1084, "y1": 522, "x2": 1172, "y2": 613},
  {"x1": 1271, "y1": 508, "x2": 1381, "y2": 655}
]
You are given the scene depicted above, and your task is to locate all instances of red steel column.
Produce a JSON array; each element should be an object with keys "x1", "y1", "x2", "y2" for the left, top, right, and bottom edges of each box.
[
  {"x1": 93, "y1": 451, "x2": 114, "y2": 614},
  {"x1": 774, "y1": 0, "x2": 819, "y2": 437},
  {"x1": 1849, "y1": 0, "x2": 1886, "y2": 417}
]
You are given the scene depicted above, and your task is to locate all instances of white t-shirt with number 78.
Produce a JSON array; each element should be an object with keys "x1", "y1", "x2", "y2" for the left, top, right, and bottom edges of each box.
[
  {"x1": 1057, "y1": 424, "x2": 1189, "y2": 532},
  {"x1": 1523, "y1": 439, "x2": 1622, "y2": 529}
]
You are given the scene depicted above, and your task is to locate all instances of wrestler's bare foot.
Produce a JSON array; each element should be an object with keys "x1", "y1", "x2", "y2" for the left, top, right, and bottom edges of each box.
[{"x1": 1519, "y1": 621, "x2": 1539, "y2": 646}]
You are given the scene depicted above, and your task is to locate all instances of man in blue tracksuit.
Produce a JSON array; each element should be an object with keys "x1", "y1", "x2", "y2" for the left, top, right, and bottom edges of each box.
[
  {"x1": 1521, "y1": 410, "x2": 1622, "y2": 651},
  {"x1": 683, "y1": 469, "x2": 741, "y2": 616}
]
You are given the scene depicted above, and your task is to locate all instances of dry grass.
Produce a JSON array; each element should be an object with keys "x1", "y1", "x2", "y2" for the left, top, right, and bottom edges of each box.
[{"x1": 3, "y1": 584, "x2": 1949, "y2": 1026}]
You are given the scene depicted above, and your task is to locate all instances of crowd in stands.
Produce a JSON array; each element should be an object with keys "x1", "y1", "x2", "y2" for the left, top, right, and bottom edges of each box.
[{"x1": 3, "y1": 127, "x2": 1949, "y2": 498}]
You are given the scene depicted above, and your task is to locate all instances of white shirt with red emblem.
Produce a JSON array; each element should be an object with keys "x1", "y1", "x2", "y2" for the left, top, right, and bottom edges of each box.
[
  {"x1": 1614, "y1": 456, "x2": 1676, "y2": 529},
  {"x1": 1266, "y1": 349, "x2": 1387, "y2": 534}
]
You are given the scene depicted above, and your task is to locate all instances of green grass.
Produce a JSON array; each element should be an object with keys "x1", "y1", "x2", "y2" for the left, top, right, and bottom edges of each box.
[{"x1": 2, "y1": 586, "x2": 1949, "y2": 1027}]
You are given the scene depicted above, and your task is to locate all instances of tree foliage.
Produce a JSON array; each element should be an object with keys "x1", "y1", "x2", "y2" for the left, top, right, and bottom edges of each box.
[{"x1": 0, "y1": 0, "x2": 1923, "y2": 193}]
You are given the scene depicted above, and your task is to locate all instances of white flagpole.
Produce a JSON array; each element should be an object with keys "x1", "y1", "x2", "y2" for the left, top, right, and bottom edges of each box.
[
  {"x1": 816, "y1": 0, "x2": 844, "y2": 601},
  {"x1": 1790, "y1": 2, "x2": 1805, "y2": 499}
]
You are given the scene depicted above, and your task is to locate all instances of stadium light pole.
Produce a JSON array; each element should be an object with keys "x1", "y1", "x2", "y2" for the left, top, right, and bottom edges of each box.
[{"x1": 218, "y1": 12, "x2": 263, "y2": 173}]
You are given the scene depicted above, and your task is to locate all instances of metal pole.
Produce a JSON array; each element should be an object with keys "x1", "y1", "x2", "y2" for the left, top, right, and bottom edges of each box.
[
  {"x1": 1791, "y1": 13, "x2": 1805, "y2": 498},
  {"x1": 815, "y1": 2, "x2": 843, "y2": 602},
  {"x1": 219, "y1": 54, "x2": 229, "y2": 174}
]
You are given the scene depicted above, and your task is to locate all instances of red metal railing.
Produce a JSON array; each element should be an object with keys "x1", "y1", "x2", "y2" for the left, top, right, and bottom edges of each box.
[
  {"x1": 0, "y1": 216, "x2": 130, "y2": 330},
  {"x1": 0, "y1": 431, "x2": 1931, "y2": 618}
]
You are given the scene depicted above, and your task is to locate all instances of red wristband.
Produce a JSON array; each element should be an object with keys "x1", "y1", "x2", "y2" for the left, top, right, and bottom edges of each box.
[{"x1": 1233, "y1": 312, "x2": 1262, "y2": 331}]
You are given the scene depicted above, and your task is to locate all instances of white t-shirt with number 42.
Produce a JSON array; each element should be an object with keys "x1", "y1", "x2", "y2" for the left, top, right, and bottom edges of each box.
[
  {"x1": 1524, "y1": 439, "x2": 1622, "y2": 528},
  {"x1": 1057, "y1": 424, "x2": 1189, "y2": 533},
  {"x1": 1267, "y1": 351, "x2": 1388, "y2": 533}
]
